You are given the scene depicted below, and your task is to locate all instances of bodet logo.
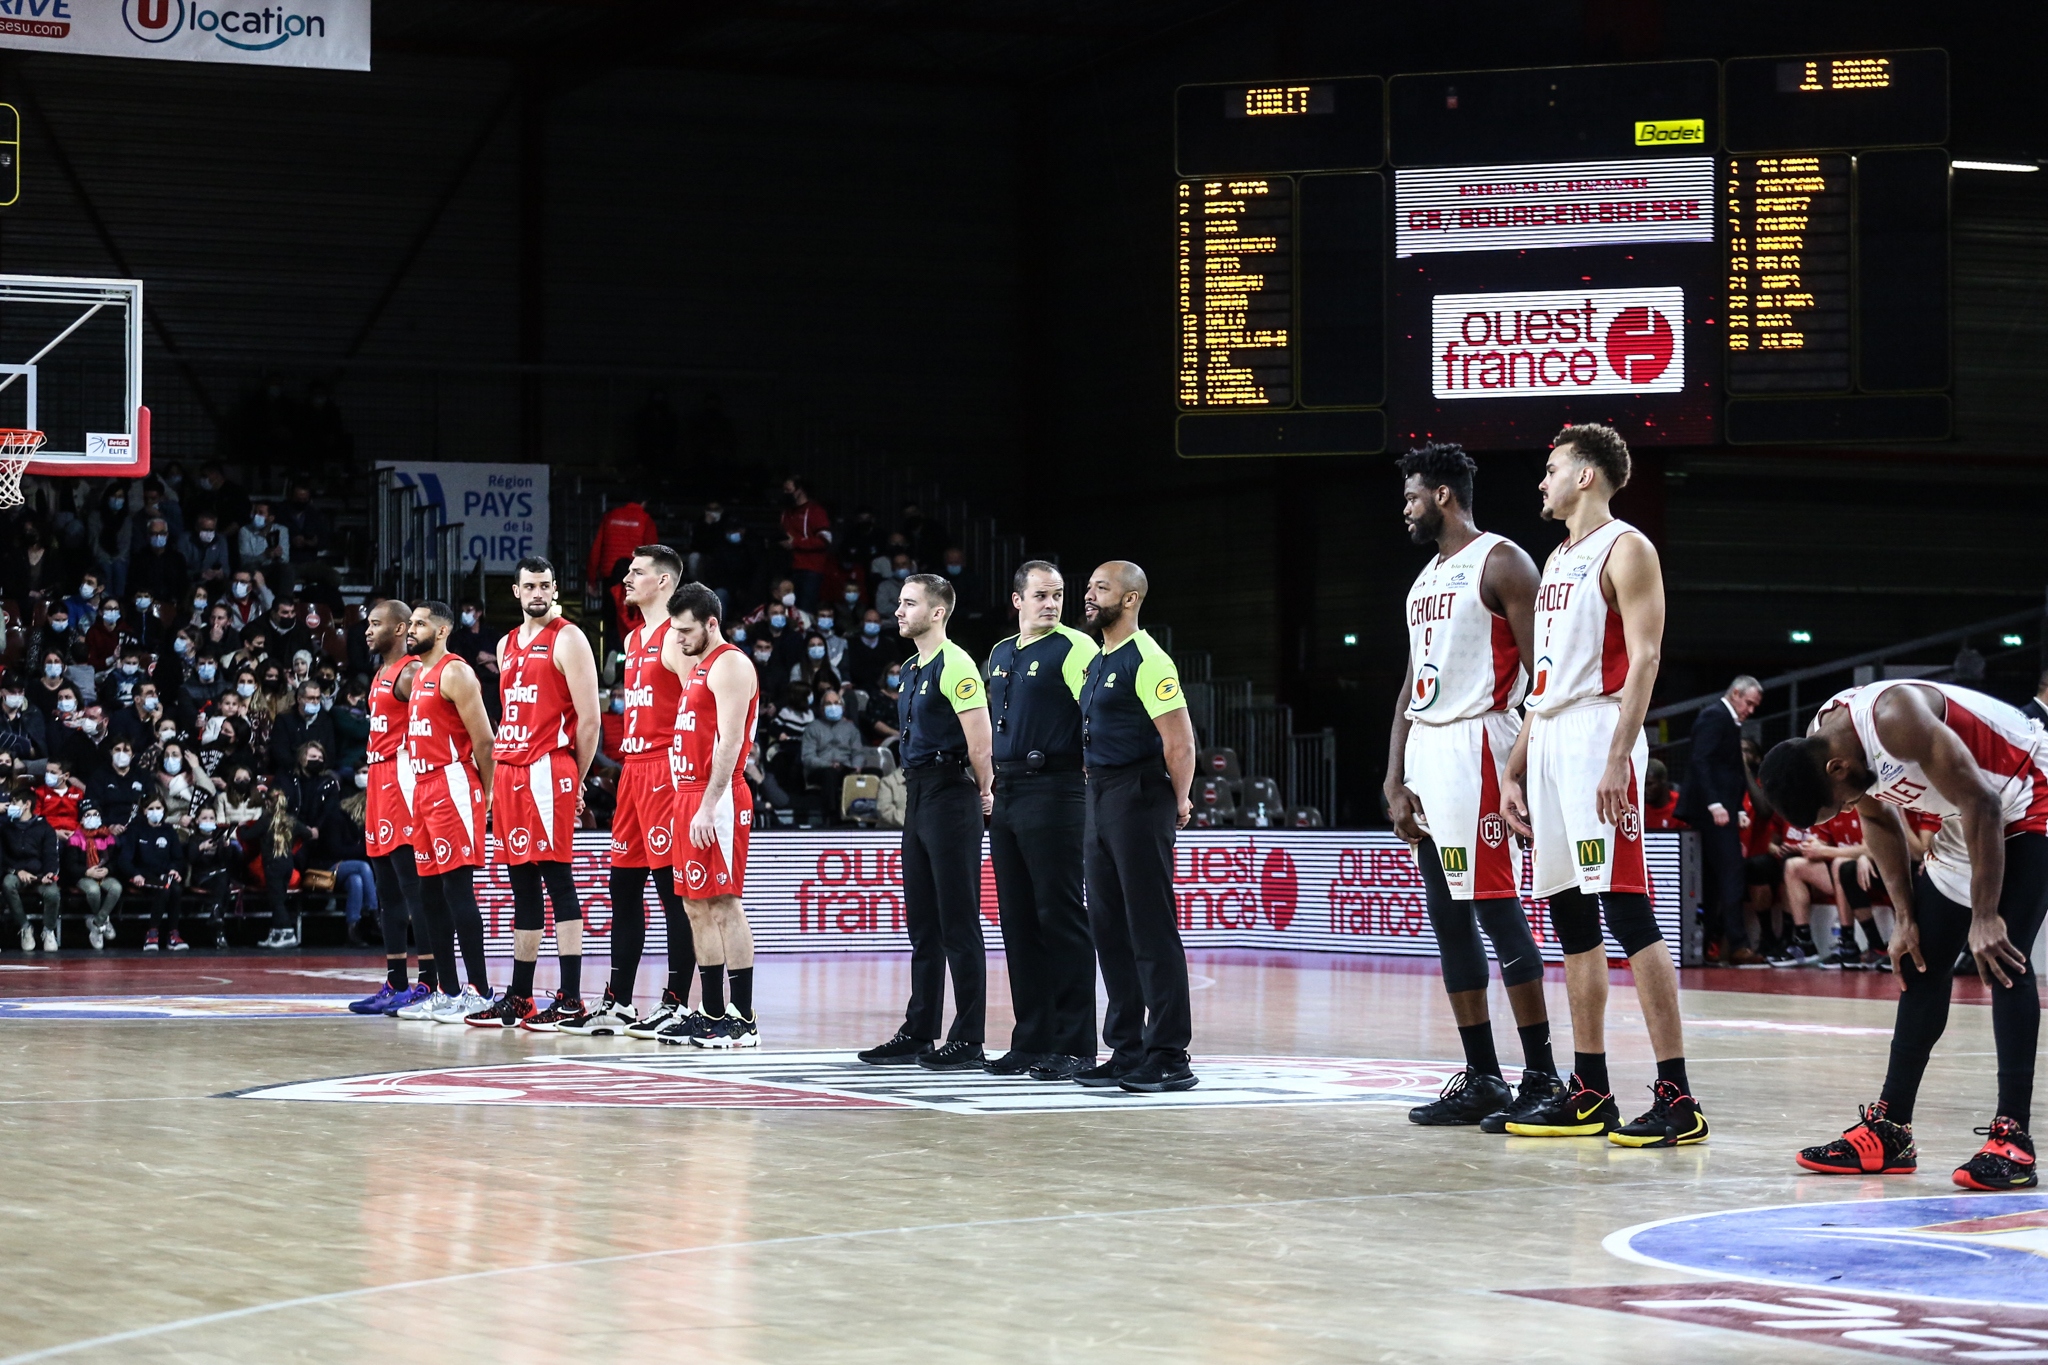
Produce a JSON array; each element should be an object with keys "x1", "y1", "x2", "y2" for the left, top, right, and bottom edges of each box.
[
  {"x1": 1431, "y1": 286, "x2": 1684, "y2": 400},
  {"x1": 124, "y1": 0, "x2": 333, "y2": 51}
]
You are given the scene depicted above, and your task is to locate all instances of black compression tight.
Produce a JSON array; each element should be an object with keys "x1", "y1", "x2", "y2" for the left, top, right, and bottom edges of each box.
[
  {"x1": 370, "y1": 853, "x2": 430, "y2": 983},
  {"x1": 607, "y1": 866, "x2": 695, "y2": 999},
  {"x1": 422, "y1": 867, "x2": 489, "y2": 994}
]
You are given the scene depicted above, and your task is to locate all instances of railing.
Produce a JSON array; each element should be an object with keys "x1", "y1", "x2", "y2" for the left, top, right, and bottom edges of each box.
[
  {"x1": 375, "y1": 467, "x2": 470, "y2": 606},
  {"x1": 1647, "y1": 602, "x2": 2048, "y2": 763},
  {"x1": 1289, "y1": 729, "x2": 1338, "y2": 823}
]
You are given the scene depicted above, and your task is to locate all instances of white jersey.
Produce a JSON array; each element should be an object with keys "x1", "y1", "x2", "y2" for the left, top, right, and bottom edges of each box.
[
  {"x1": 1404, "y1": 531, "x2": 1525, "y2": 724},
  {"x1": 1526, "y1": 518, "x2": 1638, "y2": 716}
]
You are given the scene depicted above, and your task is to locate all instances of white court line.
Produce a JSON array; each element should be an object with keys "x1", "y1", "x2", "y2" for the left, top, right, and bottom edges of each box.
[{"x1": 0, "y1": 1175, "x2": 1781, "y2": 1364}]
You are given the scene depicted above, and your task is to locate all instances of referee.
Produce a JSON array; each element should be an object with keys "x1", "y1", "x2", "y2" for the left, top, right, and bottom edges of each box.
[
  {"x1": 856, "y1": 572, "x2": 994, "y2": 1071},
  {"x1": 984, "y1": 560, "x2": 1100, "y2": 1081},
  {"x1": 1077, "y1": 561, "x2": 1197, "y2": 1093}
]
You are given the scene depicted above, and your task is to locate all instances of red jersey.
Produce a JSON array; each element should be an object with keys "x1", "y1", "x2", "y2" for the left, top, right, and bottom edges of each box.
[
  {"x1": 494, "y1": 617, "x2": 579, "y2": 766},
  {"x1": 620, "y1": 618, "x2": 681, "y2": 758},
  {"x1": 1740, "y1": 793, "x2": 1787, "y2": 858},
  {"x1": 407, "y1": 654, "x2": 476, "y2": 774},
  {"x1": 672, "y1": 640, "x2": 757, "y2": 789},
  {"x1": 367, "y1": 658, "x2": 411, "y2": 765},
  {"x1": 1810, "y1": 808, "x2": 1864, "y2": 846}
]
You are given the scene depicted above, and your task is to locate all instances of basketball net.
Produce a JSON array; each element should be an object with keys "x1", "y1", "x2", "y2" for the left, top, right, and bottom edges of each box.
[{"x1": 0, "y1": 428, "x2": 45, "y2": 508}]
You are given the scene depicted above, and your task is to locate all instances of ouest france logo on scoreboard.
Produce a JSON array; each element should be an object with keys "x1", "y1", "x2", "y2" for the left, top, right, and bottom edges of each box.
[{"x1": 1431, "y1": 287, "x2": 1685, "y2": 401}]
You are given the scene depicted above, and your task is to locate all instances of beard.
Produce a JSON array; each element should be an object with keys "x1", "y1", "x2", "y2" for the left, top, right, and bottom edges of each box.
[
  {"x1": 404, "y1": 633, "x2": 428, "y2": 656},
  {"x1": 1088, "y1": 599, "x2": 1125, "y2": 634},
  {"x1": 523, "y1": 599, "x2": 551, "y2": 618},
  {"x1": 1406, "y1": 506, "x2": 1443, "y2": 546}
]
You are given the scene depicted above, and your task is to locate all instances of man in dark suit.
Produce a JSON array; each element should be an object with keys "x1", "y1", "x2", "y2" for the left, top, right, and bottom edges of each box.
[
  {"x1": 2022, "y1": 669, "x2": 2048, "y2": 726},
  {"x1": 1678, "y1": 674, "x2": 1763, "y2": 965}
]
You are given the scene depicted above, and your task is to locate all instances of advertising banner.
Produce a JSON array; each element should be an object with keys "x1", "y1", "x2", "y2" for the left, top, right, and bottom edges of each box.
[
  {"x1": 377, "y1": 461, "x2": 548, "y2": 576},
  {"x1": 1395, "y1": 157, "x2": 1714, "y2": 256},
  {"x1": 1430, "y1": 286, "x2": 1686, "y2": 400},
  {"x1": 0, "y1": 0, "x2": 371, "y2": 70},
  {"x1": 477, "y1": 829, "x2": 1686, "y2": 968}
]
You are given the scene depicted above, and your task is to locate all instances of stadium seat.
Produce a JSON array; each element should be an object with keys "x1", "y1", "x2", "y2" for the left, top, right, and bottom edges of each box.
[
  {"x1": 1198, "y1": 747, "x2": 1243, "y2": 792},
  {"x1": 1194, "y1": 776, "x2": 1236, "y2": 816},
  {"x1": 841, "y1": 772, "x2": 882, "y2": 826},
  {"x1": 1284, "y1": 805, "x2": 1324, "y2": 829}
]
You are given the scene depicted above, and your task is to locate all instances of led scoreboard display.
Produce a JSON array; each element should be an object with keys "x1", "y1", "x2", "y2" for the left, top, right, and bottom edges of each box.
[{"x1": 1172, "y1": 50, "x2": 1950, "y2": 458}]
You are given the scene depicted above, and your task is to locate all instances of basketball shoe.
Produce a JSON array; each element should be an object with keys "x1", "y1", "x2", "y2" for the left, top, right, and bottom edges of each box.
[
  {"x1": 624, "y1": 989, "x2": 685, "y2": 1040},
  {"x1": 1409, "y1": 1069, "x2": 1514, "y2": 1126},
  {"x1": 348, "y1": 983, "x2": 407, "y2": 1015},
  {"x1": 656, "y1": 1008, "x2": 722, "y2": 1047},
  {"x1": 396, "y1": 989, "x2": 454, "y2": 1021},
  {"x1": 1608, "y1": 1080, "x2": 1711, "y2": 1148},
  {"x1": 690, "y1": 1004, "x2": 760, "y2": 1049},
  {"x1": 469, "y1": 993, "x2": 534, "y2": 1028},
  {"x1": 1955, "y1": 1117, "x2": 2037, "y2": 1191},
  {"x1": 433, "y1": 985, "x2": 490, "y2": 1025},
  {"x1": 561, "y1": 988, "x2": 639, "y2": 1036},
  {"x1": 1480, "y1": 1070, "x2": 1567, "y2": 1134},
  {"x1": 522, "y1": 995, "x2": 587, "y2": 1032},
  {"x1": 1795, "y1": 1100, "x2": 1917, "y2": 1175},
  {"x1": 381, "y1": 982, "x2": 434, "y2": 1016},
  {"x1": 1504, "y1": 1073, "x2": 1621, "y2": 1137}
]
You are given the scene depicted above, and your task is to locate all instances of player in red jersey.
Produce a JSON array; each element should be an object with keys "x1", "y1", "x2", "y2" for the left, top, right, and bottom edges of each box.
[
  {"x1": 570, "y1": 544, "x2": 700, "y2": 1038},
  {"x1": 467, "y1": 557, "x2": 600, "y2": 1031},
  {"x1": 345, "y1": 598, "x2": 441, "y2": 1017},
  {"x1": 402, "y1": 600, "x2": 498, "y2": 1024},
  {"x1": 657, "y1": 581, "x2": 761, "y2": 1047}
]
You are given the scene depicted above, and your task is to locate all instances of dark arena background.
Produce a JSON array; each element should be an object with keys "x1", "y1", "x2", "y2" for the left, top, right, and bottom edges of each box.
[{"x1": 2, "y1": 3, "x2": 2048, "y2": 1361}]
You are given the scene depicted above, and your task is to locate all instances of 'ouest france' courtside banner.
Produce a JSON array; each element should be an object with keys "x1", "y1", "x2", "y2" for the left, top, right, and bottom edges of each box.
[{"x1": 0, "y1": 0, "x2": 370, "y2": 71}]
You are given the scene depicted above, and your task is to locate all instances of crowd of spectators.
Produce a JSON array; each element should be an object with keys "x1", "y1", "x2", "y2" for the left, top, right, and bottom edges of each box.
[{"x1": 0, "y1": 466, "x2": 374, "y2": 952}]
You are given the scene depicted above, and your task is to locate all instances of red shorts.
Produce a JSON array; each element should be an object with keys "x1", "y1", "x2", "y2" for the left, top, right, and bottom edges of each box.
[
  {"x1": 491, "y1": 750, "x2": 578, "y2": 864},
  {"x1": 610, "y1": 754, "x2": 675, "y2": 867},
  {"x1": 411, "y1": 763, "x2": 486, "y2": 875},
  {"x1": 364, "y1": 758, "x2": 415, "y2": 858},
  {"x1": 672, "y1": 783, "x2": 752, "y2": 900}
]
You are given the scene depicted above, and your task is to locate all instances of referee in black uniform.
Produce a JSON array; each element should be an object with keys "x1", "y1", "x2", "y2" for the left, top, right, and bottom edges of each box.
[
  {"x1": 983, "y1": 560, "x2": 1100, "y2": 1081},
  {"x1": 1077, "y1": 560, "x2": 1198, "y2": 1093},
  {"x1": 857, "y1": 572, "x2": 995, "y2": 1070}
]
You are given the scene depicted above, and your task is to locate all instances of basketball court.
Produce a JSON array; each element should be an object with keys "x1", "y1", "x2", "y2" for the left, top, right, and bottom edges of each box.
[{"x1": 0, "y1": 951, "x2": 2037, "y2": 1364}]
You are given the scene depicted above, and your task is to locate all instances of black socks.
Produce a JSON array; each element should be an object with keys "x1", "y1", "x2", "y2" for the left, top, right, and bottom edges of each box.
[
  {"x1": 1518, "y1": 1020, "x2": 1557, "y2": 1079},
  {"x1": 559, "y1": 953, "x2": 581, "y2": 1001},
  {"x1": 1575, "y1": 1051, "x2": 1610, "y2": 1096},
  {"x1": 511, "y1": 957, "x2": 537, "y2": 999},
  {"x1": 729, "y1": 967, "x2": 753, "y2": 1020},
  {"x1": 700, "y1": 964, "x2": 726, "y2": 1018},
  {"x1": 386, "y1": 958, "x2": 407, "y2": 991},
  {"x1": 1458, "y1": 1022, "x2": 1502, "y2": 1079},
  {"x1": 1656, "y1": 1056, "x2": 1692, "y2": 1096}
]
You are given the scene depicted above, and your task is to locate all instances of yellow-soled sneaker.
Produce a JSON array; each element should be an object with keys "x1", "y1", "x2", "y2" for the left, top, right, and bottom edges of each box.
[
  {"x1": 1504, "y1": 1072, "x2": 1621, "y2": 1137},
  {"x1": 1609, "y1": 1079, "x2": 1710, "y2": 1148}
]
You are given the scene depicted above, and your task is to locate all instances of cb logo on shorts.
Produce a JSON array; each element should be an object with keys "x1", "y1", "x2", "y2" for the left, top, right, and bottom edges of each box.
[
  {"x1": 1479, "y1": 812, "x2": 1506, "y2": 848},
  {"x1": 647, "y1": 826, "x2": 672, "y2": 856},
  {"x1": 1619, "y1": 806, "x2": 1642, "y2": 841},
  {"x1": 684, "y1": 862, "x2": 708, "y2": 891}
]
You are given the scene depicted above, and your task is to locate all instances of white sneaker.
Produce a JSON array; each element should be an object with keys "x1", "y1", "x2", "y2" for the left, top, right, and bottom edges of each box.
[
  {"x1": 18, "y1": 926, "x2": 33, "y2": 951},
  {"x1": 258, "y1": 929, "x2": 280, "y2": 948},
  {"x1": 87, "y1": 920, "x2": 105, "y2": 950},
  {"x1": 625, "y1": 995, "x2": 683, "y2": 1040},
  {"x1": 434, "y1": 986, "x2": 489, "y2": 1024},
  {"x1": 40, "y1": 930, "x2": 57, "y2": 952},
  {"x1": 275, "y1": 928, "x2": 300, "y2": 949},
  {"x1": 560, "y1": 995, "x2": 639, "y2": 1037},
  {"x1": 396, "y1": 990, "x2": 452, "y2": 1021}
]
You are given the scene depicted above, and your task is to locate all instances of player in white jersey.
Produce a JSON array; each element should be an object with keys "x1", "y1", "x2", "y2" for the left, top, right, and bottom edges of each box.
[
  {"x1": 1762, "y1": 680, "x2": 2048, "y2": 1189},
  {"x1": 1500, "y1": 424, "x2": 1706, "y2": 1148},
  {"x1": 1383, "y1": 444, "x2": 1563, "y2": 1130}
]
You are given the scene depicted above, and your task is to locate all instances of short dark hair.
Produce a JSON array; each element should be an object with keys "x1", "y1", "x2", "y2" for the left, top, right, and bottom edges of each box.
[
  {"x1": 1552, "y1": 423, "x2": 1631, "y2": 491},
  {"x1": 1758, "y1": 738, "x2": 1835, "y2": 828},
  {"x1": 418, "y1": 600, "x2": 455, "y2": 629},
  {"x1": 667, "y1": 580, "x2": 720, "y2": 627},
  {"x1": 1396, "y1": 442, "x2": 1477, "y2": 512},
  {"x1": 1012, "y1": 559, "x2": 1061, "y2": 596},
  {"x1": 904, "y1": 572, "x2": 954, "y2": 617},
  {"x1": 514, "y1": 555, "x2": 555, "y2": 580},
  {"x1": 635, "y1": 543, "x2": 684, "y2": 583}
]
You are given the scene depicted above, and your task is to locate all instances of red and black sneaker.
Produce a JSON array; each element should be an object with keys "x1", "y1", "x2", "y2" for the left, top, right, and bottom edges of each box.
[
  {"x1": 1796, "y1": 1101, "x2": 1918, "y2": 1175},
  {"x1": 1955, "y1": 1116, "x2": 2038, "y2": 1191},
  {"x1": 521, "y1": 994, "x2": 587, "y2": 1033},
  {"x1": 467, "y1": 992, "x2": 534, "y2": 1028}
]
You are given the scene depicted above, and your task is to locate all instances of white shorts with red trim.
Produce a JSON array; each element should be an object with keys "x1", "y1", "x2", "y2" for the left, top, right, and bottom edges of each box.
[
  {"x1": 491, "y1": 750, "x2": 578, "y2": 864},
  {"x1": 411, "y1": 763, "x2": 486, "y2": 875},
  {"x1": 1405, "y1": 710, "x2": 1521, "y2": 900},
  {"x1": 364, "y1": 758, "x2": 416, "y2": 858},
  {"x1": 610, "y1": 755, "x2": 675, "y2": 868},
  {"x1": 671, "y1": 782, "x2": 752, "y2": 900},
  {"x1": 1527, "y1": 701, "x2": 1648, "y2": 898}
]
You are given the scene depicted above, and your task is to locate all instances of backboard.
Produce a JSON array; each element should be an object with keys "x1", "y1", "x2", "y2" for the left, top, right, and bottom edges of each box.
[{"x1": 0, "y1": 274, "x2": 147, "y2": 478}]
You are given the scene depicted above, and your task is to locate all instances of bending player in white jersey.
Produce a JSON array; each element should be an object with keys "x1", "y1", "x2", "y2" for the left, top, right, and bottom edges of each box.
[
  {"x1": 1762, "y1": 681, "x2": 2048, "y2": 1189},
  {"x1": 1499, "y1": 424, "x2": 1706, "y2": 1147},
  {"x1": 1384, "y1": 443, "x2": 1562, "y2": 1130}
]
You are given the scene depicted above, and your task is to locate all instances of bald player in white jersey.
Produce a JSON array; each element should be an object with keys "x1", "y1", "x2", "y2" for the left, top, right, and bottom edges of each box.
[
  {"x1": 1383, "y1": 443, "x2": 1562, "y2": 1131},
  {"x1": 1500, "y1": 423, "x2": 1707, "y2": 1149}
]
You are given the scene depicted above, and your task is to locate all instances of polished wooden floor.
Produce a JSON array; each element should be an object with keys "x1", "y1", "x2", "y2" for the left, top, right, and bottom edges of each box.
[{"x1": 0, "y1": 948, "x2": 2032, "y2": 1363}]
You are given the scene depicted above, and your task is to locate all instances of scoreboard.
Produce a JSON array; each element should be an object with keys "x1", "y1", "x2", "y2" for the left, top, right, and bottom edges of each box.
[{"x1": 1173, "y1": 50, "x2": 1950, "y2": 458}]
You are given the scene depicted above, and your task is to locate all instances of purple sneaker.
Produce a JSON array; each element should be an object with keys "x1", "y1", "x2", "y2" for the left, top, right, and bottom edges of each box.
[
  {"x1": 380, "y1": 981, "x2": 433, "y2": 1016},
  {"x1": 348, "y1": 982, "x2": 405, "y2": 1015}
]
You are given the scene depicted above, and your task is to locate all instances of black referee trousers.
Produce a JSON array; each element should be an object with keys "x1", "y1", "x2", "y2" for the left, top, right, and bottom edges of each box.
[
  {"x1": 1084, "y1": 760, "x2": 1190, "y2": 1066},
  {"x1": 989, "y1": 769, "x2": 1095, "y2": 1059},
  {"x1": 900, "y1": 762, "x2": 986, "y2": 1043}
]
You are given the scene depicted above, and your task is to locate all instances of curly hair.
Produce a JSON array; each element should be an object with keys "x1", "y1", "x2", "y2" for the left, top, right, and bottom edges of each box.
[
  {"x1": 1395, "y1": 442, "x2": 1477, "y2": 512},
  {"x1": 1552, "y1": 423, "x2": 1631, "y2": 491}
]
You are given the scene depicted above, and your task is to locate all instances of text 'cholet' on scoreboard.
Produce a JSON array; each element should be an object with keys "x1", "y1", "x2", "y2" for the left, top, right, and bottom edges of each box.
[{"x1": 1171, "y1": 50, "x2": 1951, "y2": 459}]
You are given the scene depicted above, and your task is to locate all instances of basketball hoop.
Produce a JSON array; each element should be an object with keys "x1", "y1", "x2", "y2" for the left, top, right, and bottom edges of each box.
[{"x1": 0, "y1": 428, "x2": 44, "y2": 508}]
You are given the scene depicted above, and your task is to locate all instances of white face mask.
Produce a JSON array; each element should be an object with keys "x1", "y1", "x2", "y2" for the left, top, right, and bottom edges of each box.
[
  {"x1": 43, "y1": 662, "x2": 61, "y2": 678},
  {"x1": 111, "y1": 751, "x2": 132, "y2": 770},
  {"x1": 198, "y1": 530, "x2": 216, "y2": 544},
  {"x1": 79, "y1": 583, "x2": 96, "y2": 599},
  {"x1": 101, "y1": 609, "x2": 120, "y2": 625},
  {"x1": 82, "y1": 815, "x2": 102, "y2": 831},
  {"x1": 236, "y1": 682, "x2": 256, "y2": 698},
  {"x1": 1, "y1": 692, "x2": 21, "y2": 710},
  {"x1": 198, "y1": 820, "x2": 217, "y2": 835},
  {"x1": 250, "y1": 514, "x2": 267, "y2": 529},
  {"x1": 232, "y1": 582, "x2": 250, "y2": 598},
  {"x1": 197, "y1": 664, "x2": 216, "y2": 682},
  {"x1": 781, "y1": 592, "x2": 796, "y2": 607},
  {"x1": 354, "y1": 770, "x2": 369, "y2": 790},
  {"x1": 461, "y1": 610, "x2": 478, "y2": 627},
  {"x1": 56, "y1": 698, "x2": 76, "y2": 715},
  {"x1": 140, "y1": 696, "x2": 160, "y2": 713},
  {"x1": 43, "y1": 771, "x2": 61, "y2": 787},
  {"x1": 145, "y1": 808, "x2": 164, "y2": 825},
  {"x1": 134, "y1": 595, "x2": 153, "y2": 611},
  {"x1": 193, "y1": 596, "x2": 208, "y2": 611},
  {"x1": 173, "y1": 637, "x2": 190, "y2": 655},
  {"x1": 163, "y1": 756, "x2": 184, "y2": 774}
]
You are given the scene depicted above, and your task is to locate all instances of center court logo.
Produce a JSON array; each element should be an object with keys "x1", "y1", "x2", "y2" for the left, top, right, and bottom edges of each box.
[
  {"x1": 123, "y1": 0, "x2": 332, "y2": 50},
  {"x1": 1432, "y1": 286, "x2": 1685, "y2": 400}
]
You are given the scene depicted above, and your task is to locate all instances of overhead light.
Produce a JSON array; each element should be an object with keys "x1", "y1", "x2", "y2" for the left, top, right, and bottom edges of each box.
[
  {"x1": 1789, "y1": 629, "x2": 1813, "y2": 644},
  {"x1": 1342, "y1": 633, "x2": 1359, "y2": 646},
  {"x1": 2004, "y1": 633, "x2": 2026, "y2": 647},
  {"x1": 1953, "y1": 159, "x2": 2040, "y2": 173}
]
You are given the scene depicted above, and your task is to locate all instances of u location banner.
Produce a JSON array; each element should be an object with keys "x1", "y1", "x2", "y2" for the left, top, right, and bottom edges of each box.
[
  {"x1": 478, "y1": 829, "x2": 1686, "y2": 969},
  {"x1": 0, "y1": 0, "x2": 371, "y2": 71}
]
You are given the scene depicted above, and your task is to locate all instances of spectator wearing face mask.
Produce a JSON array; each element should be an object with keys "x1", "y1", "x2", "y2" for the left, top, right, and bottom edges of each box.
[
  {"x1": 64, "y1": 573, "x2": 105, "y2": 634},
  {"x1": 269, "y1": 682, "x2": 336, "y2": 773},
  {"x1": 128, "y1": 517, "x2": 190, "y2": 614},
  {"x1": 802, "y1": 688, "x2": 873, "y2": 821},
  {"x1": 1, "y1": 784, "x2": 62, "y2": 951},
  {"x1": 861, "y1": 664, "x2": 904, "y2": 751},
  {"x1": 262, "y1": 597, "x2": 310, "y2": 663},
  {"x1": 194, "y1": 708, "x2": 251, "y2": 784},
  {"x1": 792, "y1": 632, "x2": 842, "y2": 696},
  {"x1": 83, "y1": 595, "x2": 128, "y2": 669},
  {"x1": 183, "y1": 513, "x2": 230, "y2": 587},
  {"x1": 116, "y1": 795, "x2": 187, "y2": 951},
  {"x1": 184, "y1": 653, "x2": 225, "y2": 711},
  {"x1": 182, "y1": 806, "x2": 234, "y2": 948},
  {"x1": 64, "y1": 799, "x2": 121, "y2": 949},
  {"x1": 748, "y1": 634, "x2": 781, "y2": 697},
  {"x1": 236, "y1": 500, "x2": 291, "y2": 589},
  {"x1": 32, "y1": 759, "x2": 82, "y2": 833},
  {"x1": 216, "y1": 765, "x2": 264, "y2": 826},
  {"x1": 224, "y1": 569, "x2": 271, "y2": 628},
  {"x1": 835, "y1": 579, "x2": 866, "y2": 620},
  {"x1": 811, "y1": 608, "x2": 849, "y2": 665},
  {"x1": 843, "y1": 607, "x2": 909, "y2": 694},
  {"x1": 109, "y1": 682, "x2": 167, "y2": 751},
  {"x1": 153, "y1": 740, "x2": 216, "y2": 830},
  {"x1": 89, "y1": 740, "x2": 149, "y2": 830},
  {"x1": 27, "y1": 649, "x2": 67, "y2": 718},
  {"x1": 330, "y1": 675, "x2": 370, "y2": 771},
  {"x1": 63, "y1": 637, "x2": 99, "y2": 706},
  {"x1": 0, "y1": 677, "x2": 46, "y2": 760},
  {"x1": 156, "y1": 628, "x2": 199, "y2": 701},
  {"x1": 101, "y1": 650, "x2": 150, "y2": 714},
  {"x1": 46, "y1": 687, "x2": 104, "y2": 776},
  {"x1": 873, "y1": 552, "x2": 914, "y2": 618},
  {"x1": 745, "y1": 582, "x2": 812, "y2": 635},
  {"x1": 447, "y1": 602, "x2": 486, "y2": 665}
]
